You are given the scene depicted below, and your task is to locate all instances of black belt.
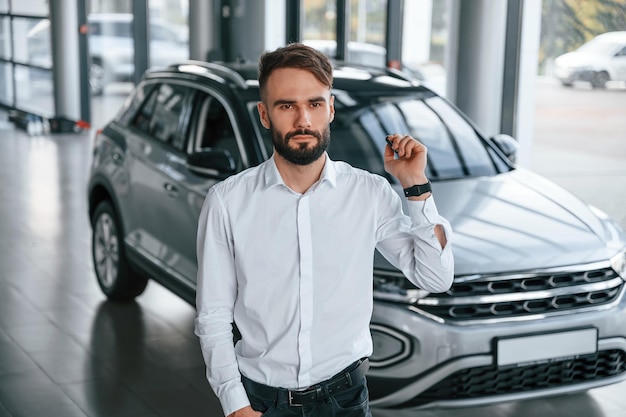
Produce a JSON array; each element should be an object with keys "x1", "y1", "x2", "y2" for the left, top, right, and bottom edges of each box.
[{"x1": 243, "y1": 358, "x2": 369, "y2": 407}]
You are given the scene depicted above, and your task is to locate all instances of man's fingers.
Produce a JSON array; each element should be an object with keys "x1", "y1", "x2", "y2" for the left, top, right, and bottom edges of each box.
[
  {"x1": 387, "y1": 134, "x2": 425, "y2": 159},
  {"x1": 384, "y1": 142, "x2": 396, "y2": 161}
]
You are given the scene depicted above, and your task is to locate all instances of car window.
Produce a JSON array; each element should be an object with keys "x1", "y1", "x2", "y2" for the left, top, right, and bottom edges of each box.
[
  {"x1": 130, "y1": 83, "x2": 190, "y2": 151},
  {"x1": 117, "y1": 82, "x2": 158, "y2": 126},
  {"x1": 424, "y1": 97, "x2": 500, "y2": 177},
  {"x1": 193, "y1": 94, "x2": 243, "y2": 172}
]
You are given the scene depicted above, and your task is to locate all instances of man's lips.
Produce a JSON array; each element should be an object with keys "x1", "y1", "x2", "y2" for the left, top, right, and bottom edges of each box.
[
  {"x1": 290, "y1": 134, "x2": 316, "y2": 141},
  {"x1": 285, "y1": 129, "x2": 321, "y2": 143}
]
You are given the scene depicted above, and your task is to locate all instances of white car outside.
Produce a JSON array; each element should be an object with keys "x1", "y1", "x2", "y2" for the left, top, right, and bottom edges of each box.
[{"x1": 554, "y1": 31, "x2": 626, "y2": 88}]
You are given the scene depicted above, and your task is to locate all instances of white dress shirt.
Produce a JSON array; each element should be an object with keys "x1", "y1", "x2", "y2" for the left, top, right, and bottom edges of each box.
[{"x1": 195, "y1": 154, "x2": 454, "y2": 416}]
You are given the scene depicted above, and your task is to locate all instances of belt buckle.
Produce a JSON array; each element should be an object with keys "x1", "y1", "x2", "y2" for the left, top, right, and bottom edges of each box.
[
  {"x1": 288, "y1": 390, "x2": 303, "y2": 407},
  {"x1": 289, "y1": 386, "x2": 322, "y2": 406}
]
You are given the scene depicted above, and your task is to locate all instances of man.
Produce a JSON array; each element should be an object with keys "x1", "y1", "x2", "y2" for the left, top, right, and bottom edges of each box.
[{"x1": 195, "y1": 43, "x2": 454, "y2": 417}]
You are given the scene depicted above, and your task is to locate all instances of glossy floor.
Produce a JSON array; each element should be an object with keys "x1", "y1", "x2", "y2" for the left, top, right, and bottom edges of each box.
[{"x1": 0, "y1": 78, "x2": 625, "y2": 417}]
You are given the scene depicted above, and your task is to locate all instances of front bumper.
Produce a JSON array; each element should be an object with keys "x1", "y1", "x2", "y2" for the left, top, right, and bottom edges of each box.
[
  {"x1": 554, "y1": 66, "x2": 597, "y2": 84},
  {"x1": 367, "y1": 285, "x2": 626, "y2": 408}
]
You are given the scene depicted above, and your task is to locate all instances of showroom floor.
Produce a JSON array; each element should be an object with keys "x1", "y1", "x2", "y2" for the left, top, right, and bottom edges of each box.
[{"x1": 0, "y1": 78, "x2": 625, "y2": 417}]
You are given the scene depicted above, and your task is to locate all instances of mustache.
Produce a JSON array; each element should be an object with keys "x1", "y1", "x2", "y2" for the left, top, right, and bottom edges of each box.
[{"x1": 284, "y1": 129, "x2": 322, "y2": 142}]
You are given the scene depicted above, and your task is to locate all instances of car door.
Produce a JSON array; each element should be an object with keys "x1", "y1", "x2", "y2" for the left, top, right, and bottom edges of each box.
[
  {"x1": 611, "y1": 45, "x2": 626, "y2": 81},
  {"x1": 124, "y1": 81, "x2": 199, "y2": 285},
  {"x1": 170, "y1": 88, "x2": 250, "y2": 285},
  {"x1": 134, "y1": 81, "x2": 250, "y2": 287}
]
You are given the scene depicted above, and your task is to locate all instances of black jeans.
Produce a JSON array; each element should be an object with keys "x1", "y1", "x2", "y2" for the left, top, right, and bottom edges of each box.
[{"x1": 243, "y1": 368, "x2": 372, "y2": 417}]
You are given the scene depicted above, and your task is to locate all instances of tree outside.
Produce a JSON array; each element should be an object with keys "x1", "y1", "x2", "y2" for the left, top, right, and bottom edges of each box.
[{"x1": 539, "y1": 0, "x2": 626, "y2": 75}]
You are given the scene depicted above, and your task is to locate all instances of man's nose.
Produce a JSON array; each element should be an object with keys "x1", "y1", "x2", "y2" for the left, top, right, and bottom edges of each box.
[{"x1": 295, "y1": 108, "x2": 312, "y2": 128}]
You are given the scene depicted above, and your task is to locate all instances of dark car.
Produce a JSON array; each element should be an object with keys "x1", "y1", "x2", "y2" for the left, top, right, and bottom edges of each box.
[{"x1": 88, "y1": 60, "x2": 626, "y2": 409}]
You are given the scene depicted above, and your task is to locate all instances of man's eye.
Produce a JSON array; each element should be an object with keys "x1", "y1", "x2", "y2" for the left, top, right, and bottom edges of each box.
[{"x1": 311, "y1": 102, "x2": 321, "y2": 107}]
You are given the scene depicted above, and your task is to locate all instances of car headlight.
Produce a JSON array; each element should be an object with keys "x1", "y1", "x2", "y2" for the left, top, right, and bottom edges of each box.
[
  {"x1": 373, "y1": 270, "x2": 429, "y2": 304},
  {"x1": 611, "y1": 249, "x2": 626, "y2": 281}
]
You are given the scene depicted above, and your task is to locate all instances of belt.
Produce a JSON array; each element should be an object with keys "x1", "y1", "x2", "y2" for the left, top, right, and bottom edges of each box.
[{"x1": 243, "y1": 358, "x2": 369, "y2": 407}]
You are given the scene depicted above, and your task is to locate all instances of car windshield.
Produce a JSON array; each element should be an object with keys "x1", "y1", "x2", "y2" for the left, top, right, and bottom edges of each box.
[
  {"x1": 577, "y1": 38, "x2": 622, "y2": 55},
  {"x1": 250, "y1": 94, "x2": 509, "y2": 181}
]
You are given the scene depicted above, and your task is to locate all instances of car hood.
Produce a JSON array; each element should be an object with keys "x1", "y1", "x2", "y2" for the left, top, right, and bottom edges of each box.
[{"x1": 375, "y1": 168, "x2": 626, "y2": 277}]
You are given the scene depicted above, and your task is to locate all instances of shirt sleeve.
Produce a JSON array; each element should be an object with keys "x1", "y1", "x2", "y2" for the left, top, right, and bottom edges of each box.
[
  {"x1": 375, "y1": 183, "x2": 454, "y2": 293},
  {"x1": 194, "y1": 187, "x2": 250, "y2": 416}
]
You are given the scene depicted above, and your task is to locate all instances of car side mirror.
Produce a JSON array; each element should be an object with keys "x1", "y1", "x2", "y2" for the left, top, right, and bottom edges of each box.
[
  {"x1": 490, "y1": 134, "x2": 518, "y2": 164},
  {"x1": 187, "y1": 148, "x2": 237, "y2": 177}
]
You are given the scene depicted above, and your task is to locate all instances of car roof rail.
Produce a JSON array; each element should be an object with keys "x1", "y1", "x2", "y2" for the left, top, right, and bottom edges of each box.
[
  {"x1": 167, "y1": 60, "x2": 248, "y2": 89},
  {"x1": 385, "y1": 66, "x2": 419, "y2": 83}
]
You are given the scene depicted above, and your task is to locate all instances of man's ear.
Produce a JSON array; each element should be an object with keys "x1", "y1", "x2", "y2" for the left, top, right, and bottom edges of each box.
[
  {"x1": 257, "y1": 101, "x2": 270, "y2": 129},
  {"x1": 329, "y1": 94, "x2": 335, "y2": 123}
]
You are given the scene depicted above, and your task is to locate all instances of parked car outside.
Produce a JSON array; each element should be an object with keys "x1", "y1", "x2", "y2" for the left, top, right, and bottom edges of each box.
[
  {"x1": 88, "y1": 13, "x2": 188, "y2": 95},
  {"x1": 88, "y1": 60, "x2": 626, "y2": 409},
  {"x1": 554, "y1": 31, "x2": 626, "y2": 88},
  {"x1": 26, "y1": 13, "x2": 188, "y2": 96}
]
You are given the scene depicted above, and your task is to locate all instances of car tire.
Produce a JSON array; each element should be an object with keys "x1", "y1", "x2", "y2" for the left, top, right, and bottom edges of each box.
[
  {"x1": 91, "y1": 200, "x2": 148, "y2": 301},
  {"x1": 591, "y1": 71, "x2": 609, "y2": 89},
  {"x1": 89, "y1": 58, "x2": 106, "y2": 96}
]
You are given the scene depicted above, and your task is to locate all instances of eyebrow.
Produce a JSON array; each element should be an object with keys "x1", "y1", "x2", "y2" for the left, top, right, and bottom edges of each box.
[{"x1": 272, "y1": 96, "x2": 327, "y2": 107}]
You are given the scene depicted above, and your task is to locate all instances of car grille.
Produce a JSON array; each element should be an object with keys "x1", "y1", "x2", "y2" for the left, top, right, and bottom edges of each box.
[
  {"x1": 403, "y1": 349, "x2": 626, "y2": 407},
  {"x1": 415, "y1": 266, "x2": 624, "y2": 323}
]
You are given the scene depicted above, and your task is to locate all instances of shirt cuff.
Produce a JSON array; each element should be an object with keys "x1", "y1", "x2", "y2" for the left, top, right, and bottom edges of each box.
[
  {"x1": 220, "y1": 383, "x2": 250, "y2": 417},
  {"x1": 406, "y1": 196, "x2": 441, "y2": 225}
]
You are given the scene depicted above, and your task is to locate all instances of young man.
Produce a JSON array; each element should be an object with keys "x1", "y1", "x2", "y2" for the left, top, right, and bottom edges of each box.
[{"x1": 195, "y1": 43, "x2": 454, "y2": 417}]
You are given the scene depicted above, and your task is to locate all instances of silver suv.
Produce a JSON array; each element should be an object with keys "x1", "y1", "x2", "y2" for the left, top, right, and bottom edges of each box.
[{"x1": 87, "y1": 61, "x2": 626, "y2": 408}]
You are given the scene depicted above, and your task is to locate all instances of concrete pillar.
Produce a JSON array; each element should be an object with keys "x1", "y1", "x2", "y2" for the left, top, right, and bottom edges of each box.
[
  {"x1": 446, "y1": 0, "x2": 542, "y2": 166},
  {"x1": 446, "y1": 0, "x2": 508, "y2": 138},
  {"x1": 189, "y1": 0, "x2": 219, "y2": 61},
  {"x1": 49, "y1": 0, "x2": 81, "y2": 121},
  {"x1": 132, "y1": 0, "x2": 149, "y2": 85},
  {"x1": 224, "y1": 0, "x2": 266, "y2": 63},
  {"x1": 385, "y1": 0, "x2": 403, "y2": 68}
]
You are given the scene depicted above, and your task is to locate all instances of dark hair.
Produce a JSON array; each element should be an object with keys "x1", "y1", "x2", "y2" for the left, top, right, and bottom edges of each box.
[{"x1": 258, "y1": 43, "x2": 333, "y2": 101}]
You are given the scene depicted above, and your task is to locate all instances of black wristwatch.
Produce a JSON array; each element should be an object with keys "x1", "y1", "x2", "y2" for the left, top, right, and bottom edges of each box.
[{"x1": 403, "y1": 181, "x2": 432, "y2": 197}]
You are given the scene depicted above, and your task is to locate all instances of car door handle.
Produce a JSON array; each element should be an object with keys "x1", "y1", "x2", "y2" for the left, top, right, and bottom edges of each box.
[
  {"x1": 112, "y1": 151, "x2": 123, "y2": 164},
  {"x1": 163, "y1": 183, "x2": 178, "y2": 196}
]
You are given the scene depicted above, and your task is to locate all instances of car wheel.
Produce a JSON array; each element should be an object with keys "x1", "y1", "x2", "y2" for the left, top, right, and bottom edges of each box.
[
  {"x1": 560, "y1": 81, "x2": 573, "y2": 87},
  {"x1": 91, "y1": 201, "x2": 148, "y2": 301},
  {"x1": 89, "y1": 59, "x2": 106, "y2": 96},
  {"x1": 591, "y1": 71, "x2": 609, "y2": 89}
]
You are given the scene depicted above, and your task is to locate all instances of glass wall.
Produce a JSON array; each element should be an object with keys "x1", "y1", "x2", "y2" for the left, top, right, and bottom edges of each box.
[
  {"x1": 87, "y1": 0, "x2": 189, "y2": 126},
  {"x1": 302, "y1": 0, "x2": 388, "y2": 68},
  {"x1": 148, "y1": 0, "x2": 188, "y2": 69},
  {"x1": 401, "y1": 0, "x2": 449, "y2": 96},
  {"x1": 85, "y1": 0, "x2": 188, "y2": 97},
  {"x1": 0, "y1": 2, "x2": 53, "y2": 117},
  {"x1": 301, "y1": 0, "x2": 447, "y2": 85}
]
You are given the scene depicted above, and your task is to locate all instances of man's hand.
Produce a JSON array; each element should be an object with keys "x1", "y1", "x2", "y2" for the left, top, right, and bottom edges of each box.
[
  {"x1": 228, "y1": 406, "x2": 262, "y2": 417},
  {"x1": 384, "y1": 134, "x2": 429, "y2": 191}
]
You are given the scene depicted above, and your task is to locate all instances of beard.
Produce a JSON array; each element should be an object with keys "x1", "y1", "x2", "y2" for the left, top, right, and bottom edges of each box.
[{"x1": 271, "y1": 123, "x2": 331, "y2": 166}]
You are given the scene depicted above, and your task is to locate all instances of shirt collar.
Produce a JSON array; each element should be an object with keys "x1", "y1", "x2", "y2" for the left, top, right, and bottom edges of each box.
[{"x1": 264, "y1": 153, "x2": 338, "y2": 191}]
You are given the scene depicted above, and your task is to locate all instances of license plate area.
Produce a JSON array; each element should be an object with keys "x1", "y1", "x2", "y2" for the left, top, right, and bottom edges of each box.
[{"x1": 496, "y1": 328, "x2": 598, "y2": 367}]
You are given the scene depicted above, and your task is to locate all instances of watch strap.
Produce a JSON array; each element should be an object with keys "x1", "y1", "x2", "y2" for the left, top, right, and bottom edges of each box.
[{"x1": 404, "y1": 181, "x2": 432, "y2": 197}]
